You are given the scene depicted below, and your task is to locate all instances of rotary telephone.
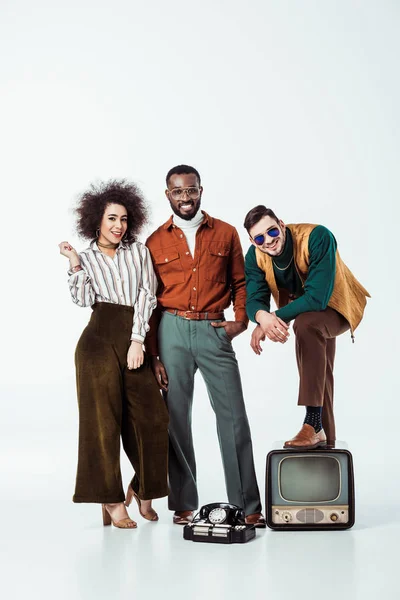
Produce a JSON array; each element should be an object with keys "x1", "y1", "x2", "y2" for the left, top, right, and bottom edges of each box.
[
  {"x1": 183, "y1": 503, "x2": 256, "y2": 544},
  {"x1": 198, "y1": 502, "x2": 245, "y2": 525}
]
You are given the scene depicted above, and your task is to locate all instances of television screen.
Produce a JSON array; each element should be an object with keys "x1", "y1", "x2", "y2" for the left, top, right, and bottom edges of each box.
[{"x1": 279, "y1": 456, "x2": 340, "y2": 503}]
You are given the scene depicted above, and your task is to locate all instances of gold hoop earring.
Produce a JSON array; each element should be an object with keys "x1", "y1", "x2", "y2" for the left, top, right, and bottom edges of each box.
[{"x1": 96, "y1": 228, "x2": 100, "y2": 237}]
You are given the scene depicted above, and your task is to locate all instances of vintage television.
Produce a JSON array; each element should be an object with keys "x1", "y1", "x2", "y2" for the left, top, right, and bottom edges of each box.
[{"x1": 265, "y1": 443, "x2": 355, "y2": 530}]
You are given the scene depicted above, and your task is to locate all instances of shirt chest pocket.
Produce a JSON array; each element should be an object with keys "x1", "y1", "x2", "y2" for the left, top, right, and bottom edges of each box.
[
  {"x1": 206, "y1": 242, "x2": 230, "y2": 283},
  {"x1": 154, "y1": 249, "x2": 185, "y2": 287}
]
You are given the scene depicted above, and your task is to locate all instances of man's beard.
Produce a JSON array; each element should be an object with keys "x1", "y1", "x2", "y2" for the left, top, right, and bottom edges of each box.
[
  {"x1": 170, "y1": 199, "x2": 201, "y2": 221},
  {"x1": 264, "y1": 230, "x2": 286, "y2": 256}
]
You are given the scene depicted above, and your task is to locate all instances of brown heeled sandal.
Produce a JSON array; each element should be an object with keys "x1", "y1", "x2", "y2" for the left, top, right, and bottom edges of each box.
[
  {"x1": 125, "y1": 485, "x2": 159, "y2": 521},
  {"x1": 102, "y1": 504, "x2": 137, "y2": 529}
]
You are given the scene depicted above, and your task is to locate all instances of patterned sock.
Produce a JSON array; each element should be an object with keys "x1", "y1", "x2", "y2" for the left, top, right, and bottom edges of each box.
[{"x1": 304, "y1": 406, "x2": 323, "y2": 433}]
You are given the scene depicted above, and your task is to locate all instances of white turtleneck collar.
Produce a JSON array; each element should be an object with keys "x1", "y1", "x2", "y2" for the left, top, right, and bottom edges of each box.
[
  {"x1": 173, "y1": 210, "x2": 204, "y2": 257},
  {"x1": 173, "y1": 210, "x2": 204, "y2": 230}
]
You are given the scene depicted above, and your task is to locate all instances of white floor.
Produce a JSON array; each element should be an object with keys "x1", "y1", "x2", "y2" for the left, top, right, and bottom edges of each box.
[
  {"x1": 2, "y1": 417, "x2": 398, "y2": 600},
  {"x1": 3, "y1": 503, "x2": 398, "y2": 600}
]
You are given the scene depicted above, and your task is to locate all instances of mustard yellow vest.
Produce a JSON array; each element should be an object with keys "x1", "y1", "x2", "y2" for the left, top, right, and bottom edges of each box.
[{"x1": 255, "y1": 223, "x2": 370, "y2": 333}]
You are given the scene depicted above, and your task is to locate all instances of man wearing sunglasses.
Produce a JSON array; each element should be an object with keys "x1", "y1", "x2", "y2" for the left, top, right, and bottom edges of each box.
[
  {"x1": 145, "y1": 165, "x2": 264, "y2": 527},
  {"x1": 244, "y1": 205, "x2": 369, "y2": 449}
]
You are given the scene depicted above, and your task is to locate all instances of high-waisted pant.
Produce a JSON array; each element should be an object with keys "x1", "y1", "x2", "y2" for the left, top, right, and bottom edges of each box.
[
  {"x1": 293, "y1": 307, "x2": 350, "y2": 442},
  {"x1": 73, "y1": 303, "x2": 169, "y2": 503}
]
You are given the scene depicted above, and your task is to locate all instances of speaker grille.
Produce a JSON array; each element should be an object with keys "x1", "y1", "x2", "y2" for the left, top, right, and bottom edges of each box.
[{"x1": 296, "y1": 508, "x2": 324, "y2": 523}]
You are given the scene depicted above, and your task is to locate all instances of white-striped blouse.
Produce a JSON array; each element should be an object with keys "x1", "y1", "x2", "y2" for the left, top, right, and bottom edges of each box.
[{"x1": 68, "y1": 241, "x2": 157, "y2": 343}]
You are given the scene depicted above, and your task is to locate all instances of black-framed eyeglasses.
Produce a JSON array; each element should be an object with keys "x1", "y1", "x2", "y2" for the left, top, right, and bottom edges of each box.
[
  {"x1": 252, "y1": 227, "x2": 280, "y2": 246},
  {"x1": 168, "y1": 187, "x2": 201, "y2": 201}
]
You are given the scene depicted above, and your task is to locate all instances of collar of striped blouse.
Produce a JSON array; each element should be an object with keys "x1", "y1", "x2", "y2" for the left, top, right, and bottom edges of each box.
[{"x1": 92, "y1": 240, "x2": 128, "y2": 252}]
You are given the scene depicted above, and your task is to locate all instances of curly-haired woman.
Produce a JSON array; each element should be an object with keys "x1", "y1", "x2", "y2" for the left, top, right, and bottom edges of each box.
[{"x1": 59, "y1": 180, "x2": 169, "y2": 529}]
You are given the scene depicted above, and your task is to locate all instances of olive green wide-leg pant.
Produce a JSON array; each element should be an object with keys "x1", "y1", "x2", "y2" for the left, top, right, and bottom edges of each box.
[
  {"x1": 158, "y1": 311, "x2": 262, "y2": 516},
  {"x1": 73, "y1": 303, "x2": 169, "y2": 503}
]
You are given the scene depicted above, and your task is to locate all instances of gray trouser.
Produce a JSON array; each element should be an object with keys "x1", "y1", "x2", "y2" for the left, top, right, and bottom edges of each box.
[{"x1": 158, "y1": 311, "x2": 262, "y2": 515}]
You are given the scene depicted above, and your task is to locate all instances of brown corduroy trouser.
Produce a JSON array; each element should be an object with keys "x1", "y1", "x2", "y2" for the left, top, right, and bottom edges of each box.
[
  {"x1": 73, "y1": 303, "x2": 169, "y2": 503},
  {"x1": 293, "y1": 307, "x2": 350, "y2": 442}
]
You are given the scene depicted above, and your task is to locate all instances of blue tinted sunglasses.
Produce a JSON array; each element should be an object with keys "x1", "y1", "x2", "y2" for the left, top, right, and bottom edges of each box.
[{"x1": 252, "y1": 227, "x2": 280, "y2": 246}]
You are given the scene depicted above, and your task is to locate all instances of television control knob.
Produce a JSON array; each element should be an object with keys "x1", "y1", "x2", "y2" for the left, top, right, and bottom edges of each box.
[
  {"x1": 330, "y1": 513, "x2": 339, "y2": 522},
  {"x1": 282, "y1": 511, "x2": 292, "y2": 523}
]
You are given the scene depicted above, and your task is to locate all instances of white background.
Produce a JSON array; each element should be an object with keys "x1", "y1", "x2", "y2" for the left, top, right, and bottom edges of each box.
[{"x1": 1, "y1": 1, "x2": 398, "y2": 599}]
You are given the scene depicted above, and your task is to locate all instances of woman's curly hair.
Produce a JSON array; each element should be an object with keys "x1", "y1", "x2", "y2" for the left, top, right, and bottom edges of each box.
[{"x1": 75, "y1": 179, "x2": 150, "y2": 243}]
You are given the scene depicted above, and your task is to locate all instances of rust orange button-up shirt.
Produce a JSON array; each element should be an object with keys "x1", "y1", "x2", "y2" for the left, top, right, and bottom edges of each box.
[{"x1": 145, "y1": 211, "x2": 248, "y2": 356}]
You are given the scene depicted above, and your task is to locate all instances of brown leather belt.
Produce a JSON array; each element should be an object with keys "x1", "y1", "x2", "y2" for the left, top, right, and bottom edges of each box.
[{"x1": 164, "y1": 309, "x2": 224, "y2": 321}]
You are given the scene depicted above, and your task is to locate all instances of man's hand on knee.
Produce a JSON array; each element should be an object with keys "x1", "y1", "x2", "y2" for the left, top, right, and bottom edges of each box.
[{"x1": 255, "y1": 310, "x2": 290, "y2": 344}]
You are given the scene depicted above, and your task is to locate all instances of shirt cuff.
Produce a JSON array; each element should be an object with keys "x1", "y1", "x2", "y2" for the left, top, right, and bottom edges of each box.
[
  {"x1": 130, "y1": 334, "x2": 145, "y2": 343},
  {"x1": 247, "y1": 302, "x2": 270, "y2": 323},
  {"x1": 275, "y1": 307, "x2": 289, "y2": 321},
  {"x1": 235, "y1": 309, "x2": 249, "y2": 326},
  {"x1": 67, "y1": 267, "x2": 86, "y2": 278}
]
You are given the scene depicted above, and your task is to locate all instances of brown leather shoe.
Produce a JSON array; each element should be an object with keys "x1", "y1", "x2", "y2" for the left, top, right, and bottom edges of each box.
[
  {"x1": 244, "y1": 513, "x2": 266, "y2": 528},
  {"x1": 173, "y1": 510, "x2": 194, "y2": 525},
  {"x1": 284, "y1": 424, "x2": 327, "y2": 450}
]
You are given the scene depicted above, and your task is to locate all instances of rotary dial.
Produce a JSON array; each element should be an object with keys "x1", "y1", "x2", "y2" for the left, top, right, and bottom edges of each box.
[{"x1": 208, "y1": 508, "x2": 227, "y2": 524}]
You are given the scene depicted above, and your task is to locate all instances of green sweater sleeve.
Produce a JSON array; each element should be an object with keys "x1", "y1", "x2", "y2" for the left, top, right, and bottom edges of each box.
[
  {"x1": 276, "y1": 225, "x2": 337, "y2": 322},
  {"x1": 245, "y1": 245, "x2": 271, "y2": 323}
]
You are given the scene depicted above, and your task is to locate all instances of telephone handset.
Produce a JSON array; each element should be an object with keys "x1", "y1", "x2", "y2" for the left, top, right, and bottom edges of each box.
[
  {"x1": 198, "y1": 503, "x2": 245, "y2": 526},
  {"x1": 183, "y1": 502, "x2": 256, "y2": 544}
]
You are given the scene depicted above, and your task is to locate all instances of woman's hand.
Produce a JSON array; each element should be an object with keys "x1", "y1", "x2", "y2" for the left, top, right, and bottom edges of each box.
[
  {"x1": 127, "y1": 341, "x2": 144, "y2": 370},
  {"x1": 58, "y1": 241, "x2": 81, "y2": 268},
  {"x1": 59, "y1": 241, "x2": 78, "y2": 259}
]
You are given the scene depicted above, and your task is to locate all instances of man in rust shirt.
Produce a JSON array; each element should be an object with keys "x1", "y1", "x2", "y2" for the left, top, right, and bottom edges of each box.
[{"x1": 146, "y1": 164, "x2": 264, "y2": 526}]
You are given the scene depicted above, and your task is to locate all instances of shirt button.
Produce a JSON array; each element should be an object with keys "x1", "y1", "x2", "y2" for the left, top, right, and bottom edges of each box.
[
  {"x1": 180, "y1": 234, "x2": 183, "y2": 238},
  {"x1": 191, "y1": 306, "x2": 195, "y2": 310},
  {"x1": 186, "y1": 251, "x2": 190, "y2": 255},
  {"x1": 193, "y1": 287, "x2": 196, "y2": 291},
  {"x1": 165, "y1": 258, "x2": 168, "y2": 262},
  {"x1": 193, "y1": 268, "x2": 196, "y2": 272},
  {"x1": 218, "y1": 252, "x2": 222, "y2": 255}
]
